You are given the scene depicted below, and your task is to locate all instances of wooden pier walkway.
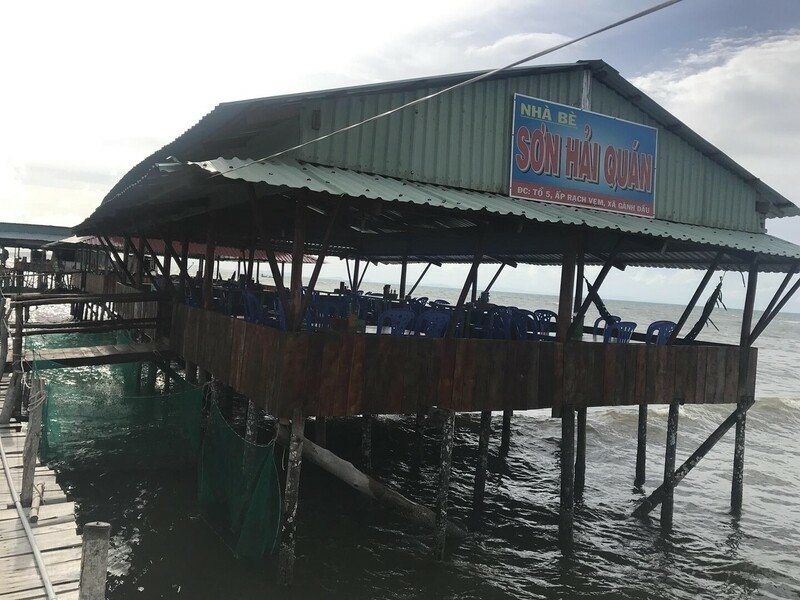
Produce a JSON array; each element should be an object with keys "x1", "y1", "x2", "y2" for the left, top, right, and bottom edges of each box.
[
  {"x1": 4, "y1": 340, "x2": 173, "y2": 372},
  {"x1": 0, "y1": 378, "x2": 83, "y2": 599}
]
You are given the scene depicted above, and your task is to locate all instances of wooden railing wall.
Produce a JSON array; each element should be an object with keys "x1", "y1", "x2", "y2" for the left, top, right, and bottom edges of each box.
[{"x1": 170, "y1": 304, "x2": 758, "y2": 418}]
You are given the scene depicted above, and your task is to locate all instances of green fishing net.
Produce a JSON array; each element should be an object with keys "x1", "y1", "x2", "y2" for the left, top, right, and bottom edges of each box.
[
  {"x1": 198, "y1": 402, "x2": 282, "y2": 559},
  {"x1": 29, "y1": 330, "x2": 201, "y2": 468},
  {"x1": 28, "y1": 328, "x2": 281, "y2": 559}
]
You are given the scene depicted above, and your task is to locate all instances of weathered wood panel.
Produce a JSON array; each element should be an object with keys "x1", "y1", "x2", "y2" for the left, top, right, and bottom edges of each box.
[{"x1": 171, "y1": 305, "x2": 759, "y2": 417}]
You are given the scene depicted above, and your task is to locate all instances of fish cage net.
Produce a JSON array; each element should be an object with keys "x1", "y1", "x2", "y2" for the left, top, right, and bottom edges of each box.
[
  {"x1": 198, "y1": 400, "x2": 282, "y2": 559},
  {"x1": 27, "y1": 329, "x2": 282, "y2": 559}
]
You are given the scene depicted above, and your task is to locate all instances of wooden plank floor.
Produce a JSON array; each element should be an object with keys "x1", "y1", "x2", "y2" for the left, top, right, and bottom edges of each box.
[
  {"x1": 4, "y1": 340, "x2": 172, "y2": 372},
  {"x1": 0, "y1": 378, "x2": 82, "y2": 599}
]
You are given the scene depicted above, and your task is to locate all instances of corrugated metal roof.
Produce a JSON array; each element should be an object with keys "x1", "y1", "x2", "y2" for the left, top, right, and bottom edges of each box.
[
  {"x1": 195, "y1": 157, "x2": 800, "y2": 263},
  {"x1": 0, "y1": 222, "x2": 73, "y2": 247},
  {"x1": 99, "y1": 60, "x2": 798, "y2": 228}
]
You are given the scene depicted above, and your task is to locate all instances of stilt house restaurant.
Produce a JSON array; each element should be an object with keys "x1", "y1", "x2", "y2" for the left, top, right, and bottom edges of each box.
[{"x1": 74, "y1": 60, "x2": 800, "y2": 579}]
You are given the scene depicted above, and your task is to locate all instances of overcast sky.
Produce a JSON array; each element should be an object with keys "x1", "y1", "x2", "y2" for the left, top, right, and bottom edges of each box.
[{"x1": 2, "y1": 0, "x2": 800, "y2": 310}]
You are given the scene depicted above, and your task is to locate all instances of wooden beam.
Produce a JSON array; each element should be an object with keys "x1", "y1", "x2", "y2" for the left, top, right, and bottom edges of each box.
[
  {"x1": 304, "y1": 201, "x2": 344, "y2": 304},
  {"x1": 668, "y1": 251, "x2": 724, "y2": 343},
  {"x1": 633, "y1": 398, "x2": 754, "y2": 518},
  {"x1": 566, "y1": 239, "x2": 620, "y2": 339},
  {"x1": 482, "y1": 263, "x2": 506, "y2": 295},
  {"x1": 749, "y1": 272, "x2": 800, "y2": 345},
  {"x1": 101, "y1": 235, "x2": 135, "y2": 285},
  {"x1": 399, "y1": 256, "x2": 408, "y2": 299},
  {"x1": 289, "y1": 199, "x2": 307, "y2": 330},
  {"x1": 126, "y1": 237, "x2": 160, "y2": 291},
  {"x1": 248, "y1": 186, "x2": 289, "y2": 310},
  {"x1": 141, "y1": 236, "x2": 175, "y2": 292},
  {"x1": 407, "y1": 263, "x2": 432, "y2": 297}
]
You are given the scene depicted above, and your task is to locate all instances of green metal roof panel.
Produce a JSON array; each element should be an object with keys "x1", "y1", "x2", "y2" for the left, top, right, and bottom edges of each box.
[{"x1": 195, "y1": 158, "x2": 800, "y2": 262}]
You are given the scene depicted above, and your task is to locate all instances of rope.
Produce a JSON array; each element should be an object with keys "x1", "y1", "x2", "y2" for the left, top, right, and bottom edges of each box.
[
  {"x1": 211, "y1": 0, "x2": 685, "y2": 179},
  {"x1": 0, "y1": 411, "x2": 58, "y2": 600}
]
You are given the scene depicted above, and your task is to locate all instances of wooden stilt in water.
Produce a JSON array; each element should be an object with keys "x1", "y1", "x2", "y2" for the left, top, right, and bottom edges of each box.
[
  {"x1": 414, "y1": 409, "x2": 426, "y2": 463},
  {"x1": 245, "y1": 399, "x2": 260, "y2": 444},
  {"x1": 574, "y1": 406, "x2": 587, "y2": 501},
  {"x1": 279, "y1": 410, "x2": 305, "y2": 586},
  {"x1": 635, "y1": 404, "x2": 648, "y2": 487},
  {"x1": 434, "y1": 409, "x2": 455, "y2": 560},
  {"x1": 314, "y1": 416, "x2": 327, "y2": 447},
  {"x1": 732, "y1": 261, "x2": 758, "y2": 514},
  {"x1": 145, "y1": 361, "x2": 157, "y2": 393},
  {"x1": 499, "y1": 409, "x2": 512, "y2": 457},
  {"x1": 559, "y1": 405, "x2": 576, "y2": 549},
  {"x1": 661, "y1": 401, "x2": 680, "y2": 532},
  {"x1": 361, "y1": 413, "x2": 372, "y2": 471},
  {"x1": 473, "y1": 410, "x2": 491, "y2": 507},
  {"x1": 185, "y1": 360, "x2": 197, "y2": 384}
]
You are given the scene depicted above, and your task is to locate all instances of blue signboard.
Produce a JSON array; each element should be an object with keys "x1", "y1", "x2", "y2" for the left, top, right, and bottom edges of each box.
[{"x1": 509, "y1": 94, "x2": 657, "y2": 217}]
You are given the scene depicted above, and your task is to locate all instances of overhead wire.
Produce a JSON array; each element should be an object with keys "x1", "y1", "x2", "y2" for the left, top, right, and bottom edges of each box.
[{"x1": 210, "y1": 0, "x2": 685, "y2": 178}]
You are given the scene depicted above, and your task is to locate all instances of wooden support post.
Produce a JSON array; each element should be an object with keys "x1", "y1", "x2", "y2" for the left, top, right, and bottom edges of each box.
[
  {"x1": 399, "y1": 256, "x2": 408, "y2": 299},
  {"x1": 135, "y1": 238, "x2": 145, "y2": 287},
  {"x1": 185, "y1": 361, "x2": 198, "y2": 385},
  {"x1": 558, "y1": 238, "x2": 577, "y2": 548},
  {"x1": 314, "y1": 416, "x2": 327, "y2": 447},
  {"x1": 434, "y1": 409, "x2": 455, "y2": 560},
  {"x1": 633, "y1": 398, "x2": 754, "y2": 518},
  {"x1": 499, "y1": 410, "x2": 512, "y2": 457},
  {"x1": 361, "y1": 413, "x2": 372, "y2": 472},
  {"x1": 78, "y1": 522, "x2": 111, "y2": 600},
  {"x1": 473, "y1": 410, "x2": 491, "y2": 508},
  {"x1": 289, "y1": 200, "x2": 306, "y2": 330},
  {"x1": 414, "y1": 410, "x2": 426, "y2": 463},
  {"x1": 203, "y1": 219, "x2": 217, "y2": 310},
  {"x1": 245, "y1": 399, "x2": 259, "y2": 444},
  {"x1": 279, "y1": 411, "x2": 304, "y2": 586},
  {"x1": 20, "y1": 378, "x2": 43, "y2": 507},
  {"x1": 732, "y1": 260, "x2": 758, "y2": 514},
  {"x1": 635, "y1": 404, "x2": 648, "y2": 487},
  {"x1": 0, "y1": 296, "x2": 7, "y2": 381},
  {"x1": 668, "y1": 251, "x2": 723, "y2": 343},
  {"x1": 574, "y1": 407, "x2": 587, "y2": 501},
  {"x1": 1, "y1": 304, "x2": 24, "y2": 423},
  {"x1": 559, "y1": 406, "x2": 576, "y2": 548},
  {"x1": 661, "y1": 401, "x2": 680, "y2": 532},
  {"x1": 13, "y1": 304, "x2": 23, "y2": 372},
  {"x1": 145, "y1": 361, "x2": 157, "y2": 393}
]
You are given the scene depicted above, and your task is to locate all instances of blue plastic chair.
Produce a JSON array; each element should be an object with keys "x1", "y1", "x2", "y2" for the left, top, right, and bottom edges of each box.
[
  {"x1": 510, "y1": 309, "x2": 538, "y2": 340},
  {"x1": 376, "y1": 309, "x2": 416, "y2": 336},
  {"x1": 593, "y1": 315, "x2": 621, "y2": 341},
  {"x1": 603, "y1": 321, "x2": 637, "y2": 344},
  {"x1": 242, "y1": 290, "x2": 265, "y2": 324},
  {"x1": 415, "y1": 310, "x2": 451, "y2": 337},
  {"x1": 645, "y1": 320, "x2": 676, "y2": 346},
  {"x1": 483, "y1": 308, "x2": 513, "y2": 339},
  {"x1": 533, "y1": 309, "x2": 558, "y2": 338},
  {"x1": 305, "y1": 297, "x2": 349, "y2": 331}
]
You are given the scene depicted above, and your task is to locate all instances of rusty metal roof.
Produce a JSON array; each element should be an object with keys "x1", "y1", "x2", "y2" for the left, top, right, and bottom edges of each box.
[{"x1": 194, "y1": 157, "x2": 800, "y2": 266}]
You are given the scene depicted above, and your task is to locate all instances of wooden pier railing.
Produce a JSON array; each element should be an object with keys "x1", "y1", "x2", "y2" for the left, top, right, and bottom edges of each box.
[{"x1": 170, "y1": 305, "x2": 758, "y2": 418}]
